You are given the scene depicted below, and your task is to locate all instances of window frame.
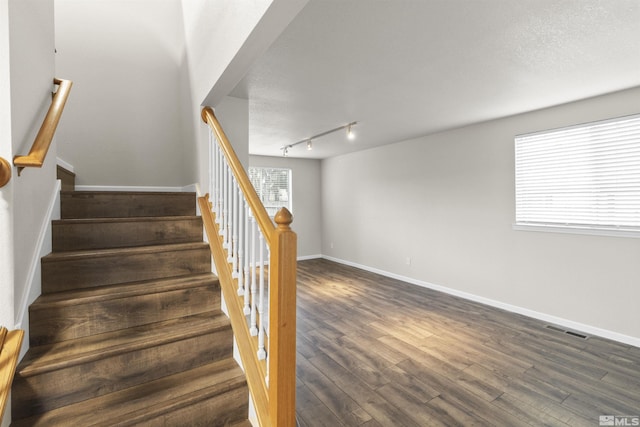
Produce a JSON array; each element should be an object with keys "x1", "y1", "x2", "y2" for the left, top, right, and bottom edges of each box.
[
  {"x1": 248, "y1": 166, "x2": 293, "y2": 217},
  {"x1": 513, "y1": 113, "x2": 640, "y2": 239}
]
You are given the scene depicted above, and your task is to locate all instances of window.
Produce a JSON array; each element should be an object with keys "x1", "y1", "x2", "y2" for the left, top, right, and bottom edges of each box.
[
  {"x1": 249, "y1": 167, "x2": 292, "y2": 217},
  {"x1": 515, "y1": 113, "x2": 640, "y2": 236}
]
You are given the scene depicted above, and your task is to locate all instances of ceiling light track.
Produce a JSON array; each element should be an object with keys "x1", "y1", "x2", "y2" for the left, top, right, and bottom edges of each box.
[{"x1": 281, "y1": 121, "x2": 357, "y2": 156}]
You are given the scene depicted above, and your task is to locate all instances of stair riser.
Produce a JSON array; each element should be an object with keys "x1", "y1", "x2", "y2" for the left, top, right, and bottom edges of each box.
[
  {"x1": 42, "y1": 247, "x2": 211, "y2": 293},
  {"x1": 29, "y1": 285, "x2": 220, "y2": 346},
  {"x1": 138, "y1": 385, "x2": 249, "y2": 427},
  {"x1": 61, "y1": 192, "x2": 196, "y2": 219},
  {"x1": 52, "y1": 217, "x2": 203, "y2": 251},
  {"x1": 12, "y1": 327, "x2": 233, "y2": 420}
]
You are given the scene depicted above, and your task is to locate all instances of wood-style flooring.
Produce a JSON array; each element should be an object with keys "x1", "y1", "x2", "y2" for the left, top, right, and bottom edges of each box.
[{"x1": 294, "y1": 259, "x2": 640, "y2": 427}]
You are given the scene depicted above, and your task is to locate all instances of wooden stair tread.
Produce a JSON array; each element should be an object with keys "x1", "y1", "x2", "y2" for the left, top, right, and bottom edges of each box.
[
  {"x1": 42, "y1": 241, "x2": 209, "y2": 262},
  {"x1": 230, "y1": 420, "x2": 253, "y2": 427},
  {"x1": 60, "y1": 190, "x2": 196, "y2": 196},
  {"x1": 18, "y1": 312, "x2": 230, "y2": 378},
  {"x1": 52, "y1": 215, "x2": 204, "y2": 251},
  {"x1": 11, "y1": 357, "x2": 247, "y2": 427},
  {"x1": 60, "y1": 191, "x2": 197, "y2": 219},
  {"x1": 31, "y1": 273, "x2": 218, "y2": 307},
  {"x1": 53, "y1": 215, "x2": 200, "y2": 225}
]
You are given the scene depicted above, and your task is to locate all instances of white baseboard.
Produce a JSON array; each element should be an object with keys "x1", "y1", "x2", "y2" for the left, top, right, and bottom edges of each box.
[
  {"x1": 15, "y1": 180, "x2": 61, "y2": 358},
  {"x1": 297, "y1": 254, "x2": 322, "y2": 261},
  {"x1": 320, "y1": 255, "x2": 640, "y2": 348},
  {"x1": 182, "y1": 183, "x2": 200, "y2": 195},
  {"x1": 56, "y1": 157, "x2": 74, "y2": 173}
]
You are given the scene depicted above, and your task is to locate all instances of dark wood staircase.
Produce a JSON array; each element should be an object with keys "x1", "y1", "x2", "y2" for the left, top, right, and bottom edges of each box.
[{"x1": 11, "y1": 190, "x2": 250, "y2": 426}]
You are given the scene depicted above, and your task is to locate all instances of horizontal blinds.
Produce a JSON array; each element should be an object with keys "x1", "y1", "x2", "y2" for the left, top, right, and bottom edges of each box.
[
  {"x1": 248, "y1": 167, "x2": 292, "y2": 216},
  {"x1": 515, "y1": 113, "x2": 640, "y2": 229}
]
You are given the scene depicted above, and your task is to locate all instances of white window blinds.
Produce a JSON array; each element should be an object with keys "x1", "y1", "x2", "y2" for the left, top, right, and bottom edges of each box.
[
  {"x1": 515, "y1": 113, "x2": 640, "y2": 232},
  {"x1": 248, "y1": 167, "x2": 292, "y2": 217}
]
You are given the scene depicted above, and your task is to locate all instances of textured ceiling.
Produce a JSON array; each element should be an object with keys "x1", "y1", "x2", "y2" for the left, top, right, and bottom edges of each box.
[{"x1": 231, "y1": 0, "x2": 640, "y2": 159}]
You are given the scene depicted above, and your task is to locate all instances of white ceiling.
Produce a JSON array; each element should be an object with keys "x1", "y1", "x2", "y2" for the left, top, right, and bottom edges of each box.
[{"x1": 231, "y1": 0, "x2": 640, "y2": 159}]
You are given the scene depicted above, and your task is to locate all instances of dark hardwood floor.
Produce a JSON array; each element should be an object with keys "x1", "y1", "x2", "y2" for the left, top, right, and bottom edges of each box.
[{"x1": 294, "y1": 259, "x2": 640, "y2": 427}]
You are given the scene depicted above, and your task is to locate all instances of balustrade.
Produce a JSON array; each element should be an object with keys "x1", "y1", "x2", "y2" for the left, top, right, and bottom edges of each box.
[{"x1": 200, "y1": 106, "x2": 296, "y2": 427}]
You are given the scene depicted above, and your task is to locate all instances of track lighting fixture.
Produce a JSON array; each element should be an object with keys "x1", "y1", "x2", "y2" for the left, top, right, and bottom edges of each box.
[{"x1": 280, "y1": 121, "x2": 357, "y2": 156}]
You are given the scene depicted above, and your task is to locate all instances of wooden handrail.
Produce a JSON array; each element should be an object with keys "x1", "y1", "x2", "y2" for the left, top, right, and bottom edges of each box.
[
  {"x1": 14, "y1": 78, "x2": 73, "y2": 175},
  {"x1": 201, "y1": 107, "x2": 275, "y2": 244},
  {"x1": 0, "y1": 327, "x2": 24, "y2": 422},
  {"x1": 201, "y1": 107, "x2": 297, "y2": 427}
]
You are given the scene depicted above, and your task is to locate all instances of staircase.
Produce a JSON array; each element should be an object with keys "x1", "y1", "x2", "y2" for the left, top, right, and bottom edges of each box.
[{"x1": 11, "y1": 190, "x2": 250, "y2": 426}]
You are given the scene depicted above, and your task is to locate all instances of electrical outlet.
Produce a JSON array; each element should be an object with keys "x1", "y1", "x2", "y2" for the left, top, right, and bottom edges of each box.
[{"x1": 405, "y1": 257, "x2": 411, "y2": 265}]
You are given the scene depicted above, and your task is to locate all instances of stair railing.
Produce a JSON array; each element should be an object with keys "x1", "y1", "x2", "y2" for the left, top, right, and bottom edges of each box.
[
  {"x1": 0, "y1": 327, "x2": 24, "y2": 422},
  {"x1": 199, "y1": 107, "x2": 297, "y2": 427},
  {"x1": 13, "y1": 78, "x2": 73, "y2": 176}
]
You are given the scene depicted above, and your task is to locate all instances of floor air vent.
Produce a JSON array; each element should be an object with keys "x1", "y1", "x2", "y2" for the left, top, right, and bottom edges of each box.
[{"x1": 545, "y1": 325, "x2": 589, "y2": 340}]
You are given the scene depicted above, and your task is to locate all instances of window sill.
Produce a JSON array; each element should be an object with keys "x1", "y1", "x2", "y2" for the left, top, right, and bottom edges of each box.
[{"x1": 512, "y1": 223, "x2": 640, "y2": 239}]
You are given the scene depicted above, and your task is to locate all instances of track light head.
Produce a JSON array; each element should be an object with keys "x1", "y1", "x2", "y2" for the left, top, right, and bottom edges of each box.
[
  {"x1": 347, "y1": 124, "x2": 355, "y2": 140},
  {"x1": 307, "y1": 140, "x2": 313, "y2": 150}
]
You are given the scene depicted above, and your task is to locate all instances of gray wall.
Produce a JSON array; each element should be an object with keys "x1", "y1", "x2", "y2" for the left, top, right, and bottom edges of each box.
[
  {"x1": 321, "y1": 86, "x2": 640, "y2": 343},
  {"x1": 250, "y1": 155, "x2": 322, "y2": 259},
  {"x1": 54, "y1": 0, "x2": 188, "y2": 187},
  {"x1": 8, "y1": 0, "x2": 57, "y2": 328},
  {"x1": 1, "y1": 0, "x2": 56, "y2": 423}
]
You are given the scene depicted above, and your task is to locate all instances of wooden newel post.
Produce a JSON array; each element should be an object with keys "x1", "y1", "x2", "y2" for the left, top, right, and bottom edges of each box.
[{"x1": 269, "y1": 207, "x2": 297, "y2": 427}]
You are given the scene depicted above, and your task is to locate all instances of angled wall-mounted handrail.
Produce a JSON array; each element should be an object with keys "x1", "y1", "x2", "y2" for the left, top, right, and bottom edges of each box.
[{"x1": 13, "y1": 78, "x2": 73, "y2": 175}]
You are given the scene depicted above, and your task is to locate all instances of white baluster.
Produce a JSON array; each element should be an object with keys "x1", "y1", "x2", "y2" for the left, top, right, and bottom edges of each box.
[
  {"x1": 208, "y1": 131, "x2": 213, "y2": 205},
  {"x1": 257, "y1": 232, "x2": 266, "y2": 359},
  {"x1": 266, "y1": 245, "x2": 271, "y2": 338},
  {"x1": 227, "y1": 173, "x2": 235, "y2": 262},
  {"x1": 216, "y1": 145, "x2": 222, "y2": 222},
  {"x1": 237, "y1": 198, "x2": 245, "y2": 295},
  {"x1": 221, "y1": 158, "x2": 228, "y2": 242},
  {"x1": 228, "y1": 167, "x2": 233, "y2": 250},
  {"x1": 243, "y1": 207, "x2": 251, "y2": 314},
  {"x1": 231, "y1": 179, "x2": 239, "y2": 275},
  {"x1": 250, "y1": 217, "x2": 258, "y2": 336}
]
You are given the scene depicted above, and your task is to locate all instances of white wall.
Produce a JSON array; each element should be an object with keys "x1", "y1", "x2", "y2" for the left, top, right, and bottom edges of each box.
[
  {"x1": 250, "y1": 155, "x2": 321, "y2": 258},
  {"x1": 180, "y1": 0, "x2": 308, "y2": 194},
  {"x1": 216, "y1": 96, "x2": 249, "y2": 169},
  {"x1": 2, "y1": 0, "x2": 56, "y2": 423},
  {"x1": 54, "y1": 0, "x2": 188, "y2": 187},
  {"x1": 0, "y1": 0, "x2": 13, "y2": 333},
  {"x1": 8, "y1": 0, "x2": 57, "y2": 331},
  {"x1": 180, "y1": 0, "x2": 273, "y2": 193},
  {"x1": 322, "y1": 86, "x2": 640, "y2": 344}
]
